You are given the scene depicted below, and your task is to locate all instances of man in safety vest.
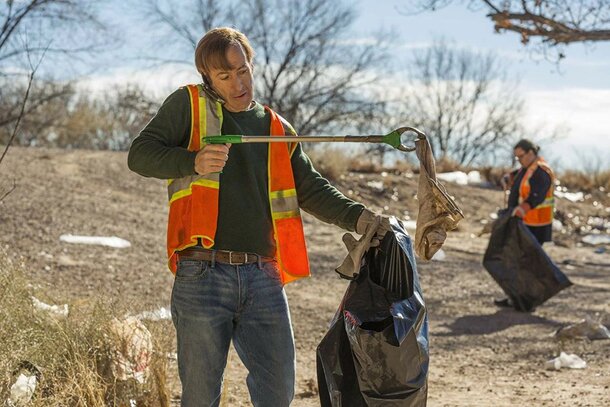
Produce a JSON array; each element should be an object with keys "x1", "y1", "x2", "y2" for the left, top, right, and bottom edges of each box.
[
  {"x1": 128, "y1": 27, "x2": 389, "y2": 407},
  {"x1": 494, "y1": 138, "x2": 555, "y2": 308}
]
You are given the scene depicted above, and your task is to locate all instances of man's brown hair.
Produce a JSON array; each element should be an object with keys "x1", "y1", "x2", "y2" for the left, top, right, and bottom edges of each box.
[{"x1": 194, "y1": 27, "x2": 255, "y2": 78}]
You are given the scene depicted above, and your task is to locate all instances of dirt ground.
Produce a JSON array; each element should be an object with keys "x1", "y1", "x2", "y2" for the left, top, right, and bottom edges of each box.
[{"x1": 1, "y1": 146, "x2": 609, "y2": 406}]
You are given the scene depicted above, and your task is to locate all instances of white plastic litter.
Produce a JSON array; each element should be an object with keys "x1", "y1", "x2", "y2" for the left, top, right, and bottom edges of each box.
[
  {"x1": 133, "y1": 307, "x2": 172, "y2": 321},
  {"x1": 581, "y1": 234, "x2": 610, "y2": 246},
  {"x1": 402, "y1": 220, "x2": 417, "y2": 230},
  {"x1": 431, "y1": 249, "x2": 446, "y2": 261},
  {"x1": 108, "y1": 317, "x2": 153, "y2": 384},
  {"x1": 555, "y1": 190, "x2": 584, "y2": 202},
  {"x1": 366, "y1": 180, "x2": 384, "y2": 192},
  {"x1": 552, "y1": 219, "x2": 563, "y2": 232},
  {"x1": 545, "y1": 352, "x2": 587, "y2": 370},
  {"x1": 436, "y1": 171, "x2": 482, "y2": 186},
  {"x1": 59, "y1": 234, "x2": 131, "y2": 248},
  {"x1": 8, "y1": 373, "x2": 37, "y2": 406},
  {"x1": 31, "y1": 296, "x2": 68, "y2": 319}
]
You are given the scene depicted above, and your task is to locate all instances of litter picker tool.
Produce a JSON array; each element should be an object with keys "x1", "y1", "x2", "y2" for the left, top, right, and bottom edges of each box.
[{"x1": 202, "y1": 126, "x2": 426, "y2": 152}]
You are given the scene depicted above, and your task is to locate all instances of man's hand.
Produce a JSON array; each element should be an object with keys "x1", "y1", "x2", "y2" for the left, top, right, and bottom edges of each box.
[
  {"x1": 194, "y1": 144, "x2": 231, "y2": 175},
  {"x1": 356, "y1": 209, "x2": 392, "y2": 245},
  {"x1": 511, "y1": 202, "x2": 531, "y2": 218}
]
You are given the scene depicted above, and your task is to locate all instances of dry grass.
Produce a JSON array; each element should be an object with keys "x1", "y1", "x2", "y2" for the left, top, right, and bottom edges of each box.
[
  {"x1": 0, "y1": 251, "x2": 172, "y2": 406},
  {"x1": 559, "y1": 168, "x2": 610, "y2": 193}
]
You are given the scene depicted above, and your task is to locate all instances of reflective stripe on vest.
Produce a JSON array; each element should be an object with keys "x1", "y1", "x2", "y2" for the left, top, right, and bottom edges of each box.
[
  {"x1": 166, "y1": 84, "x2": 223, "y2": 271},
  {"x1": 166, "y1": 84, "x2": 310, "y2": 284},
  {"x1": 519, "y1": 157, "x2": 555, "y2": 227},
  {"x1": 266, "y1": 107, "x2": 310, "y2": 284}
]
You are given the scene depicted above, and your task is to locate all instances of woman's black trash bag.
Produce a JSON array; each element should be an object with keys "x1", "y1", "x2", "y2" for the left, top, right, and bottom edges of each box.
[
  {"x1": 317, "y1": 218, "x2": 429, "y2": 406},
  {"x1": 483, "y1": 213, "x2": 572, "y2": 312}
]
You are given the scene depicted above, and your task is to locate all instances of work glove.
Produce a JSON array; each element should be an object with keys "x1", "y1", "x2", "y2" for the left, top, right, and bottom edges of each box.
[
  {"x1": 356, "y1": 208, "x2": 392, "y2": 247},
  {"x1": 511, "y1": 202, "x2": 531, "y2": 218}
]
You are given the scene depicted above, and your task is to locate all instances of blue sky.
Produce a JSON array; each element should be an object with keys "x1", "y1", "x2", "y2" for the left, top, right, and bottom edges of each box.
[{"x1": 81, "y1": 0, "x2": 610, "y2": 169}]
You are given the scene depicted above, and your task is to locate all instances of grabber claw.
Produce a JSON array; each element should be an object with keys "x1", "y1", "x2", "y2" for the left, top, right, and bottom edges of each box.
[{"x1": 384, "y1": 127, "x2": 427, "y2": 152}]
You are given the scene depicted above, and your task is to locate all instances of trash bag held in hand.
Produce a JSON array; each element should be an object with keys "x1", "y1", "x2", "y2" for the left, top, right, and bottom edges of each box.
[
  {"x1": 317, "y1": 218, "x2": 429, "y2": 406},
  {"x1": 483, "y1": 213, "x2": 572, "y2": 312}
]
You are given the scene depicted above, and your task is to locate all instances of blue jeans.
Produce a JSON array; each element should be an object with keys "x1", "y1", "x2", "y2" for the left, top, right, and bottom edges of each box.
[{"x1": 171, "y1": 259, "x2": 295, "y2": 407}]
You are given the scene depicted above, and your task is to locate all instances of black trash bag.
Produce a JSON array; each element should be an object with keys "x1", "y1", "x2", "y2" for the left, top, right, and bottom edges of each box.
[
  {"x1": 483, "y1": 213, "x2": 572, "y2": 311},
  {"x1": 317, "y1": 219, "x2": 429, "y2": 406}
]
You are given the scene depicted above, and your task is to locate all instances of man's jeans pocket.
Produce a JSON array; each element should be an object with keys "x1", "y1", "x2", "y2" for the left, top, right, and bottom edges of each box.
[{"x1": 175, "y1": 259, "x2": 210, "y2": 281}]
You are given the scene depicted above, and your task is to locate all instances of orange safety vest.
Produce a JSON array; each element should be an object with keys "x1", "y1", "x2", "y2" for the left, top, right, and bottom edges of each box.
[
  {"x1": 166, "y1": 84, "x2": 310, "y2": 284},
  {"x1": 518, "y1": 157, "x2": 555, "y2": 227}
]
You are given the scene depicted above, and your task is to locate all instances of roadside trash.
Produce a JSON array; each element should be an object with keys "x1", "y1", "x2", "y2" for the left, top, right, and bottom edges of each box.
[
  {"x1": 554, "y1": 190, "x2": 584, "y2": 202},
  {"x1": 7, "y1": 361, "x2": 41, "y2": 407},
  {"x1": 581, "y1": 234, "x2": 610, "y2": 246},
  {"x1": 483, "y1": 213, "x2": 572, "y2": 312},
  {"x1": 31, "y1": 296, "x2": 69, "y2": 319},
  {"x1": 108, "y1": 317, "x2": 153, "y2": 383},
  {"x1": 594, "y1": 246, "x2": 607, "y2": 254},
  {"x1": 436, "y1": 170, "x2": 482, "y2": 186},
  {"x1": 59, "y1": 234, "x2": 131, "y2": 248},
  {"x1": 552, "y1": 219, "x2": 563, "y2": 232},
  {"x1": 319, "y1": 218, "x2": 428, "y2": 406},
  {"x1": 431, "y1": 248, "x2": 446, "y2": 261},
  {"x1": 133, "y1": 307, "x2": 172, "y2": 321},
  {"x1": 545, "y1": 352, "x2": 587, "y2": 370},
  {"x1": 8, "y1": 374, "x2": 37, "y2": 406},
  {"x1": 366, "y1": 180, "x2": 384, "y2": 192},
  {"x1": 555, "y1": 317, "x2": 610, "y2": 340}
]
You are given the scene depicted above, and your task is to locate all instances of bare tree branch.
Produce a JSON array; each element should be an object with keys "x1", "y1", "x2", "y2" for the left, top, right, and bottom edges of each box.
[
  {"x1": 138, "y1": 0, "x2": 390, "y2": 135},
  {"x1": 403, "y1": 1, "x2": 610, "y2": 56},
  {"x1": 389, "y1": 40, "x2": 526, "y2": 165}
]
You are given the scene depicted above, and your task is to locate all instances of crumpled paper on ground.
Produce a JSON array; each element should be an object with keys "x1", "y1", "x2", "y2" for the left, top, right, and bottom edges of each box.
[
  {"x1": 108, "y1": 317, "x2": 153, "y2": 384},
  {"x1": 414, "y1": 135, "x2": 464, "y2": 260}
]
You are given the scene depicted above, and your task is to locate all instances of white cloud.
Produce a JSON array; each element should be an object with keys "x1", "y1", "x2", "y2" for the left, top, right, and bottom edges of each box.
[{"x1": 524, "y1": 88, "x2": 610, "y2": 169}]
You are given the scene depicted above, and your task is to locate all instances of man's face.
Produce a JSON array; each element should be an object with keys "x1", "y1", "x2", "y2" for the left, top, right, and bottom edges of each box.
[
  {"x1": 514, "y1": 147, "x2": 535, "y2": 168},
  {"x1": 206, "y1": 44, "x2": 254, "y2": 112}
]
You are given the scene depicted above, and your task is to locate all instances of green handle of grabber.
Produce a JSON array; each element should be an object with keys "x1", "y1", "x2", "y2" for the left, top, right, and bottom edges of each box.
[{"x1": 203, "y1": 135, "x2": 243, "y2": 144}]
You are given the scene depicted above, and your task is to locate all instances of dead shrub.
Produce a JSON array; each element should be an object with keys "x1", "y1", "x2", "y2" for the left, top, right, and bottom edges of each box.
[
  {"x1": 306, "y1": 145, "x2": 353, "y2": 181},
  {"x1": 0, "y1": 251, "x2": 172, "y2": 406},
  {"x1": 559, "y1": 169, "x2": 610, "y2": 193}
]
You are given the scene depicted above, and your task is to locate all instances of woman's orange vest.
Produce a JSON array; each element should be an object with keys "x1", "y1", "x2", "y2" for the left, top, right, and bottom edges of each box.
[
  {"x1": 166, "y1": 84, "x2": 310, "y2": 284},
  {"x1": 518, "y1": 157, "x2": 555, "y2": 226}
]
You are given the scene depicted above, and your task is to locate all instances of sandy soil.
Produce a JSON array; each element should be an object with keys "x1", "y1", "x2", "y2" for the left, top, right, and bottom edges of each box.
[{"x1": 1, "y1": 146, "x2": 609, "y2": 406}]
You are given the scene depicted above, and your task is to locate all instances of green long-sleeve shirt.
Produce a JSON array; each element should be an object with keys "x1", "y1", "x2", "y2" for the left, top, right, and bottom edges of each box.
[{"x1": 128, "y1": 87, "x2": 364, "y2": 257}]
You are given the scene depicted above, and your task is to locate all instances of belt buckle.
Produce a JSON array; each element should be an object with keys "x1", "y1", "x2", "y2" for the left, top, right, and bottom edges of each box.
[{"x1": 228, "y1": 251, "x2": 241, "y2": 265}]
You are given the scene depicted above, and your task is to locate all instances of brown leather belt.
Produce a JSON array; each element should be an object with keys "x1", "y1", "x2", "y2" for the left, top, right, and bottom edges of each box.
[{"x1": 177, "y1": 247, "x2": 274, "y2": 265}]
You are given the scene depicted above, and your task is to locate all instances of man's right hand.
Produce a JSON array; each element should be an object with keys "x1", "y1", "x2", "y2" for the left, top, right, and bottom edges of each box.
[{"x1": 194, "y1": 144, "x2": 231, "y2": 175}]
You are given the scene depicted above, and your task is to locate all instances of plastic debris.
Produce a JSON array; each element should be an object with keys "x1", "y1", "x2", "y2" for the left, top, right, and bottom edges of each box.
[
  {"x1": 545, "y1": 352, "x2": 587, "y2": 370},
  {"x1": 402, "y1": 220, "x2": 417, "y2": 230},
  {"x1": 581, "y1": 234, "x2": 610, "y2": 246},
  {"x1": 431, "y1": 248, "x2": 446, "y2": 261},
  {"x1": 555, "y1": 190, "x2": 584, "y2": 202},
  {"x1": 108, "y1": 317, "x2": 153, "y2": 383},
  {"x1": 31, "y1": 296, "x2": 68, "y2": 319},
  {"x1": 555, "y1": 318, "x2": 610, "y2": 340},
  {"x1": 552, "y1": 219, "x2": 563, "y2": 232},
  {"x1": 59, "y1": 234, "x2": 131, "y2": 248},
  {"x1": 436, "y1": 170, "x2": 482, "y2": 186},
  {"x1": 366, "y1": 180, "x2": 384, "y2": 192},
  {"x1": 133, "y1": 307, "x2": 172, "y2": 321},
  {"x1": 8, "y1": 373, "x2": 37, "y2": 406}
]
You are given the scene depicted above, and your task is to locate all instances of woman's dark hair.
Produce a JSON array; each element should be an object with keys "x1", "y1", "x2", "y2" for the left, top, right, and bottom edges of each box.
[{"x1": 514, "y1": 139, "x2": 540, "y2": 155}]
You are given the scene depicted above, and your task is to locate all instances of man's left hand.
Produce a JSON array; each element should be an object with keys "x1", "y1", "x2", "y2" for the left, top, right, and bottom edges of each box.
[
  {"x1": 511, "y1": 202, "x2": 531, "y2": 218},
  {"x1": 356, "y1": 209, "x2": 392, "y2": 246}
]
